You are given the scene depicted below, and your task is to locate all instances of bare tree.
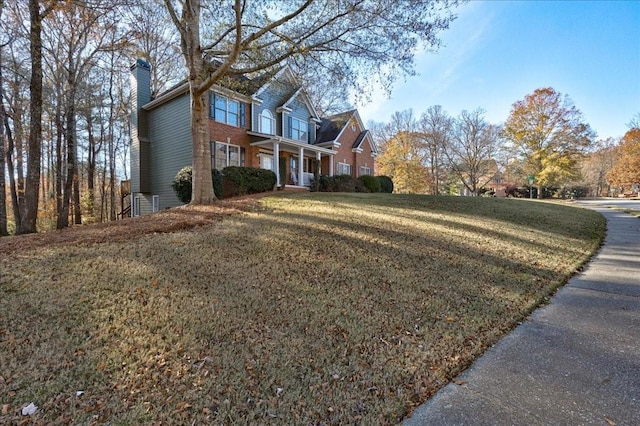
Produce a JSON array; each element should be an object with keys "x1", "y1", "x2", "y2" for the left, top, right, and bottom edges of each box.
[
  {"x1": 418, "y1": 105, "x2": 452, "y2": 195},
  {"x1": 0, "y1": 0, "x2": 7, "y2": 236},
  {"x1": 445, "y1": 109, "x2": 500, "y2": 196},
  {"x1": 161, "y1": 0, "x2": 460, "y2": 204},
  {"x1": 42, "y1": 0, "x2": 124, "y2": 228}
]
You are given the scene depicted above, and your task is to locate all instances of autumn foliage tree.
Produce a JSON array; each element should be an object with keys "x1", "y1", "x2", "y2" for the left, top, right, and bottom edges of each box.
[
  {"x1": 503, "y1": 87, "x2": 595, "y2": 197},
  {"x1": 376, "y1": 130, "x2": 430, "y2": 194},
  {"x1": 608, "y1": 128, "x2": 640, "y2": 192}
]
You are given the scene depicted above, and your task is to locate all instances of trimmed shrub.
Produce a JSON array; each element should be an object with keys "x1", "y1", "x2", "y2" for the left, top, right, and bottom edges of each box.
[
  {"x1": 172, "y1": 166, "x2": 226, "y2": 202},
  {"x1": 311, "y1": 174, "x2": 367, "y2": 193},
  {"x1": 212, "y1": 168, "x2": 223, "y2": 199},
  {"x1": 358, "y1": 175, "x2": 381, "y2": 193},
  {"x1": 222, "y1": 166, "x2": 277, "y2": 197},
  {"x1": 376, "y1": 175, "x2": 394, "y2": 193},
  {"x1": 171, "y1": 166, "x2": 193, "y2": 203}
]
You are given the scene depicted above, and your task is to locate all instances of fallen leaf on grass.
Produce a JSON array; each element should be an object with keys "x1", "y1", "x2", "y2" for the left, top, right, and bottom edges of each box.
[
  {"x1": 175, "y1": 401, "x2": 192, "y2": 412},
  {"x1": 2, "y1": 404, "x2": 9, "y2": 415},
  {"x1": 21, "y1": 402, "x2": 37, "y2": 416}
]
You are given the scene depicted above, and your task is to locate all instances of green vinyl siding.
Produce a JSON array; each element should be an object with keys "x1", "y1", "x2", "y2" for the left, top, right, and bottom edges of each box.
[
  {"x1": 148, "y1": 92, "x2": 192, "y2": 210},
  {"x1": 130, "y1": 60, "x2": 152, "y2": 194},
  {"x1": 287, "y1": 98, "x2": 312, "y2": 144},
  {"x1": 253, "y1": 80, "x2": 292, "y2": 136}
]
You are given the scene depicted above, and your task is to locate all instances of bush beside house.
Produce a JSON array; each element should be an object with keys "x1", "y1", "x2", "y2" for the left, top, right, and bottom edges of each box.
[
  {"x1": 171, "y1": 166, "x2": 194, "y2": 203},
  {"x1": 311, "y1": 175, "x2": 394, "y2": 194},
  {"x1": 222, "y1": 166, "x2": 277, "y2": 197},
  {"x1": 172, "y1": 166, "x2": 276, "y2": 202},
  {"x1": 358, "y1": 175, "x2": 381, "y2": 193},
  {"x1": 376, "y1": 176, "x2": 394, "y2": 193}
]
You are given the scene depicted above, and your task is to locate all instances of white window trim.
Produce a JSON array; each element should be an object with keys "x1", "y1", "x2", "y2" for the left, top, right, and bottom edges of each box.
[
  {"x1": 359, "y1": 166, "x2": 371, "y2": 176},
  {"x1": 290, "y1": 116, "x2": 308, "y2": 142},
  {"x1": 133, "y1": 195, "x2": 141, "y2": 217},
  {"x1": 211, "y1": 141, "x2": 243, "y2": 170},
  {"x1": 260, "y1": 109, "x2": 275, "y2": 135},
  {"x1": 152, "y1": 195, "x2": 160, "y2": 212},
  {"x1": 213, "y1": 94, "x2": 241, "y2": 127},
  {"x1": 258, "y1": 152, "x2": 274, "y2": 171},
  {"x1": 336, "y1": 162, "x2": 352, "y2": 176}
]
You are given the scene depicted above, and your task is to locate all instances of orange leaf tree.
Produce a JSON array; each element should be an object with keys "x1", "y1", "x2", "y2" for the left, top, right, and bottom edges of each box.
[
  {"x1": 503, "y1": 87, "x2": 595, "y2": 197},
  {"x1": 607, "y1": 128, "x2": 640, "y2": 192}
]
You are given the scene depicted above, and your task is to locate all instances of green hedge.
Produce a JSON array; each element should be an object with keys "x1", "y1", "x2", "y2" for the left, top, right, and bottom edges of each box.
[
  {"x1": 221, "y1": 166, "x2": 277, "y2": 197},
  {"x1": 376, "y1": 175, "x2": 394, "y2": 193},
  {"x1": 311, "y1": 174, "x2": 367, "y2": 193},
  {"x1": 172, "y1": 166, "x2": 276, "y2": 202},
  {"x1": 358, "y1": 175, "x2": 381, "y2": 193}
]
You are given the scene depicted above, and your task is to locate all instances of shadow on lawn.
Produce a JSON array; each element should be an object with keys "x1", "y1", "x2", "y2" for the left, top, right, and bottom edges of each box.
[
  {"x1": 0, "y1": 193, "x2": 604, "y2": 424},
  {"x1": 281, "y1": 192, "x2": 604, "y2": 242}
]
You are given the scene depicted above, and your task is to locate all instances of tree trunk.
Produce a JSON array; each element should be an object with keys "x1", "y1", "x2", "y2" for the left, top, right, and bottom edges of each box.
[
  {"x1": 0, "y1": 39, "x2": 7, "y2": 236},
  {"x1": 3, "y1": 108, "x2": 20, "y2": 228},
  {"x1": 73, "y1": 171, "x2": 81, "y2": 224},
  {"x1": 181, "y1": 0, "x2": 215, "y2": 204},
  {"x1": 189, "y1": 89, "x2": 215, "y2": 204},
  {"x1": 0, "y1": 118, "x2": 6, "y2": 236},
  {"x1": 19, "y1": 0, "x2": 45, "y2": 234},
  {"x1": 58, "y1": 96, "x2": 77, "y2": 229},
  {"x1": 55, "y1": 100, "x2": 64, "y2": 226},
  {"x1": 86, "y1": 115, "x2": 96, "y2": 221}
]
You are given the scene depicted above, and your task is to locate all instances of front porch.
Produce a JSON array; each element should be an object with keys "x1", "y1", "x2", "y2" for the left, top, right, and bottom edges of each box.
[{"x1": 249, "y1": 134, "x2": 337, "y2": 188}]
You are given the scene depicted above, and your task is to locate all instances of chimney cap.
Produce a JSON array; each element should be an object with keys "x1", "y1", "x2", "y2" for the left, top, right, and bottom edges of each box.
[{"x1": 131, "y1": 59, "x2": 151, "y2": 71}]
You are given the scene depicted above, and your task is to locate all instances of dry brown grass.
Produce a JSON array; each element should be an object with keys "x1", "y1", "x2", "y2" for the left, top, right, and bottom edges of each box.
[{"x1": 0, "y1": 193, "x2": 605, "y2": 424}]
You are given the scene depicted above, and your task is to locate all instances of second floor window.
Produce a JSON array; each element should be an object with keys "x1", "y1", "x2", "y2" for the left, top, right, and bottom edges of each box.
[
  {"x1": 260, "y1": 109, "x2": 275, "y2": 135},
  {"x1": 210, "y1": 92, "x2": 245, "y2": 127},
  {"x1": 289, "y1": 116, "x2": 307, "y2": 142}
]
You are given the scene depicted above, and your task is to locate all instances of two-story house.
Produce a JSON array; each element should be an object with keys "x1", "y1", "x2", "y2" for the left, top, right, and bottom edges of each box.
[{"x1": 129, "y1": 59, "x2": 377, "y2": 216}]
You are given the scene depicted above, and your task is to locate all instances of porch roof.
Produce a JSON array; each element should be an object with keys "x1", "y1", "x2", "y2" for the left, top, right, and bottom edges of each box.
[{"x1": 248, "y1": 132, "x2": 337, "y2": 155}]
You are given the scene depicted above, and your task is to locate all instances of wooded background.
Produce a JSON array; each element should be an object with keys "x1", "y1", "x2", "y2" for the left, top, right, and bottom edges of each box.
[{"x1": 1, "y1": 0, "x2": 638, "y2": 237}]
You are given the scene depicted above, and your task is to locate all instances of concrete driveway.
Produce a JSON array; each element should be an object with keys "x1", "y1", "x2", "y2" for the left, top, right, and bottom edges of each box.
[{"x1": 403, "y1": 200, "x2": 640, "y2": 425}]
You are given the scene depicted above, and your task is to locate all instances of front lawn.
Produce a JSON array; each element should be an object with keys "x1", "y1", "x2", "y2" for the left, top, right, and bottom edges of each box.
[{"x1": 0, "y1": 193, "x2": 605, "y2": 424}]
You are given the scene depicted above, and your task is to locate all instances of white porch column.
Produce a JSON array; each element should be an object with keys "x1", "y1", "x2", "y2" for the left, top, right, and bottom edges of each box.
[
  {"x1": 329, "y1": 155, "x2": 334, "y2": 177},
  {"x1": 298, "y1": 147, "x2": 304, "y2": 186},
  {"x1": 316, "y1": 151, "x2": 321, "y2": 175},
  {"x1": 274, "y1": 141, "x2": 280, "y2": 186}
]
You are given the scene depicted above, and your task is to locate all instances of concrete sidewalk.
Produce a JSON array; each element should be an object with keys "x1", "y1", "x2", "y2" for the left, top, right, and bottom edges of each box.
[{"x1": 403, "y1": 202, "x2": 640, "y2": 425}]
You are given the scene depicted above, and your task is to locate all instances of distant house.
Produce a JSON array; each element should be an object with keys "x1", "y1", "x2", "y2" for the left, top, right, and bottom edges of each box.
[{"x1": 129, "y1": 59, "x2": 377, "y2": 216}]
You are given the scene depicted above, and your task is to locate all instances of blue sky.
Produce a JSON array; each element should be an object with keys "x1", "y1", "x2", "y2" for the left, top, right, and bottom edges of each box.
[{"x1": 356, "y1": 0, "x2": 640, "y2": 140}]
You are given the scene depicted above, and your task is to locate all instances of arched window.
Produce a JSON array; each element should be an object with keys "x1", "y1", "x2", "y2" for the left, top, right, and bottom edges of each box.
[{"x1": 260, "y1": 109, "x2": 275, "y2": 135}]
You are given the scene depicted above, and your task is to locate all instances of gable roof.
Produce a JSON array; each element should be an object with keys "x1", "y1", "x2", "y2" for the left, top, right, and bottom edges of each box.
[
  {"x1": 315, "y1": 109, "x2": 357, "y2": 144},
  {"x1": 281, "y1": 87, "x2": 321, "y2": 121},
  {"x1": 352, "y1": 129, "x2": 378, "y2": 155},
  {"x1": 252, "y1": 66, "x2": 297, "y2": 100}
]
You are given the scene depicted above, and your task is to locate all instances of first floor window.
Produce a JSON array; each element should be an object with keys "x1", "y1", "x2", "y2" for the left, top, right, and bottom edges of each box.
[
  {"x1": 211, "y1": 141, "x2": 245, "y2": 170},
  {"x1": 152, "y1": 195, "x2": 160, "y2": 212},
  {"x1": 259, "y1": 153, "x2": 274, "y2": 171},
  {"x1": 337, "y1": 162, "x2": 352, "y2": 176},
  {"x1": 359, "y1": 166, "x2": 371, "y2": 176}
]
